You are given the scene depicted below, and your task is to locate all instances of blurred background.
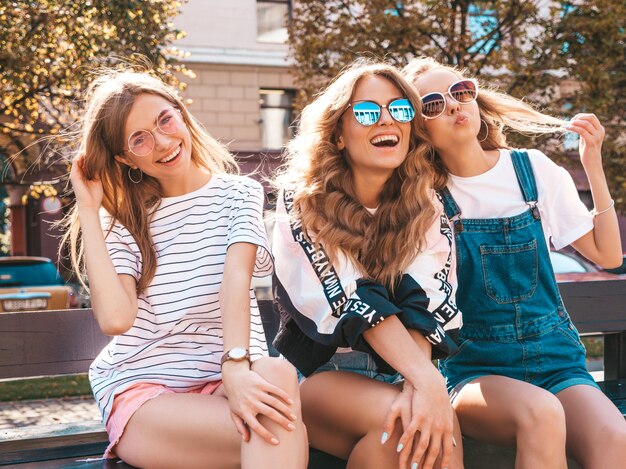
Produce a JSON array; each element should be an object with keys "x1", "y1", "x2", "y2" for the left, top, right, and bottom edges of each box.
[{"x1": 0, "y1": 1, "x2": 624, "y2": 366}]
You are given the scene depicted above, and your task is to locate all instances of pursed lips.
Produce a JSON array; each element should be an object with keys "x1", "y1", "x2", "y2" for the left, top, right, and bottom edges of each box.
[{"x1": 455, "y1": 114, "x2": 469, "y2": 125}]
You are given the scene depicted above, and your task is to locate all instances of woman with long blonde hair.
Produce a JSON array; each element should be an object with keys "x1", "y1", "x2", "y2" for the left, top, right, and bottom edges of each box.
[
  {"x1": 272, "y1": 60, "x2": 463, "y2": 469},
  {"x1": 404, "y1": 57, "x2": 625, "y2": 468},
  {"x1": 63, "y1": 70, "x2": 307, "y2": 468}
]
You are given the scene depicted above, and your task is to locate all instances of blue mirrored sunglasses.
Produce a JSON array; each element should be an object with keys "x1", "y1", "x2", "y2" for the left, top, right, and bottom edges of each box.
[{"x1": 348, "y1": 98, "x2": 416, "y2": 126}]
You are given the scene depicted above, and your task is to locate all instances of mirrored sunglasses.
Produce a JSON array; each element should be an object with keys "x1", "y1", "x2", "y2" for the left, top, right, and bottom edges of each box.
[
  {"x1": 126, "y1": 107, "x2": 183, "y2": 157},
  {"x1": 349, "y1": 98, "x2": 416, "y2": 126},
  {"x1": 420, "y1": 79, "x2": 478, "y2": 119}
]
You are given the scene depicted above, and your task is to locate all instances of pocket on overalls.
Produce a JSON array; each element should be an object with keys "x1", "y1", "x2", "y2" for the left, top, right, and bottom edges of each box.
[
  {"x1": 480, "y1": 240, "x2": 538, "y2": 304},
  {"x1": 555, "y1": 320, "x2": 586, "y2": 353}
]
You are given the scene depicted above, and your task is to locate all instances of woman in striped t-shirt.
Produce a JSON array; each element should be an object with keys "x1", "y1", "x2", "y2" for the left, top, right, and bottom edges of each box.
[{"x1": 63, "y1": 71, "x2": 307, "y2": 468}]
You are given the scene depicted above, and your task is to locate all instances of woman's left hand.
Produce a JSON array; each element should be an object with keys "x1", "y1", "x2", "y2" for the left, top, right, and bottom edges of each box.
[
  {"x1": 565, "y1": 113, "x2": 605, "y2": 168},
  {"x1": 401, "y1": 372, "x2": 455, "y2": 469}
]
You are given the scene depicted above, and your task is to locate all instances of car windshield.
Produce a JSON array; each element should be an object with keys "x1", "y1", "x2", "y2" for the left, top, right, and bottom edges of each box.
[
  {"x1": 0, "y1": 260, "x2": 63, "y2": 287},
  {"x1": 549, "y1": 252, "x2": 588, "y2": 274}
]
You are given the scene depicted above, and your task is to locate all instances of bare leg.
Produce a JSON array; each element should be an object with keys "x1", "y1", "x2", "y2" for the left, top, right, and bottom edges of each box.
[
  {"x1": 453, "y1": 375, "x2": 568, "y2": 469},
  {"x1": 300, "y1": 371, "x2": 463, "y2": 469},
  {"x1": 243, "y1": 357, "x2": 308, "y2": 469},
  {"x1": 556, "y1": 384, "x2": 626, "y2": 469},
  {"x1": 116, "y1": 357, "x2": 307, "y2": 469},
  {"x1": 115, "y1": 392, "x2": 242, "y2": 469}
]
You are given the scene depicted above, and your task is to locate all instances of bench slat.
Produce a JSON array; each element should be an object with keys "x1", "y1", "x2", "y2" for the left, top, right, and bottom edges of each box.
[
  {"x1": 0, "y1": 421, "x2": 108, "y2": 466},
  {"x1": 0, "y1": 309, "x2": 110, "y2": 380}
]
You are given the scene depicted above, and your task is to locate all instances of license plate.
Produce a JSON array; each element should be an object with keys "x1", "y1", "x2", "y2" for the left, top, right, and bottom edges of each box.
[{"x1": 3, "y1": 298, "x2": 48, "y2": 311}]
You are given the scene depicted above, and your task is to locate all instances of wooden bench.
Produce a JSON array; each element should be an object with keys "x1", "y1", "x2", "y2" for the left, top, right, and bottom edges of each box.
[{"x1": 1, "y1": 280, "x2": 624, "y2": 468}]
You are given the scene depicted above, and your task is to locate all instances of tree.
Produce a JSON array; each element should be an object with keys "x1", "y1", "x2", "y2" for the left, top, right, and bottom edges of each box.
[
  {"x1": 289, "y1": 0, "x2": 626, "y2": 206},
  {"x1": 0, "y1": 0, "x2": 191, "y2": 182},
  {"x1": 543, "y1": 1, "x2": 626, "y2": 207}
]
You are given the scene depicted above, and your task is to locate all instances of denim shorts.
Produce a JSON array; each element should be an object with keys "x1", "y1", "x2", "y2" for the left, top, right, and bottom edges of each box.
[
  {"x1": 298, "y1": 350, "x2": 402, "y2": 384},
  {"x1": 440, "y1": 316, "x2": 600, "y2": 401}
]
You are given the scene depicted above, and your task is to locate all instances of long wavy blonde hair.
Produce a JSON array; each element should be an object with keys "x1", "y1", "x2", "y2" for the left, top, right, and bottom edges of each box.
[
  {"x1": 61, "y1": 71, "x2": 238, "y2": 293},
  {"x1": 275, "y1": 60, "x2": 436, "y2": 289},
  {"x1": 403, "y1": 57, "x2": 568, "y2": 190}
]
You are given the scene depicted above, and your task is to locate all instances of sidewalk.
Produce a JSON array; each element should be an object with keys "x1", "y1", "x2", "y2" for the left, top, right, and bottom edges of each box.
[
  {"x1": 0, "y1": 395, "x2": 101, "y2": 431},
  {"x1": 0, "y1": 369, "x2": 605, "y2": 432}
]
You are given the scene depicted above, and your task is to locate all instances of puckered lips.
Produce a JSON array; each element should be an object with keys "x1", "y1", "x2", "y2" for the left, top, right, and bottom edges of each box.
[
  {"x1": 455, "y1": 113, "x2": 469, "y2": 125},
  {"x1": 157, "y1": 143, "x2": 182, "y2": 166},
  {"x1": 370, "y1": 133, "x2": 400, "y2": 149}
]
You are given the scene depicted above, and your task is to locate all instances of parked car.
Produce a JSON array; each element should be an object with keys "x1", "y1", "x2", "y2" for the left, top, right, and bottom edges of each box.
[
  {"x1": 550, "y1": 251, "x2": 625, "y2": 282},
  {"x1": 0, "y1": 256, "x2": 83, "y2": 312}
]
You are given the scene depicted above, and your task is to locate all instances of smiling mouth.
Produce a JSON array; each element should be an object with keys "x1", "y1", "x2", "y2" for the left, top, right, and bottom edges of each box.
[
  {"x1": 370, "y1": 135, "x2": 399, "y2": 148},
  {"x1": 158, "y1": 144, "x2": 181, "y2": 163}
]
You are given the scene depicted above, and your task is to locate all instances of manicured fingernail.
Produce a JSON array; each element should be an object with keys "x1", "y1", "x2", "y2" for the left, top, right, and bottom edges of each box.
[
  {"x1": 411, "y1": 463, "x2": 418, "y2": 469},
  {"x1": 287, "y1": 423, "x2": 295, "y2": 431},
  {"x1": 290, "y1": 413, "x2": 297, "y2": 420},
  {"x1": 381, "y1": 432, "x2": 389, "y2": 444},
  {"x1": 396, "y1": 442, "x2": 404, "y2": 452},
  {"x1": 271, "y1": 437, "x2": 279, "y2": 445},
  {"x1": 453, "y1": 436, "x2": 457, "y2": 447}
]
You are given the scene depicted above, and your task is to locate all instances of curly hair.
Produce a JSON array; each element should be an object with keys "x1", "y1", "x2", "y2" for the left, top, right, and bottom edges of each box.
[
  {"x1": 275, "y1": 60, "x2": 436, "y2": 290},
  {"x1": 402, "y1": 57, "x2": 567, "y2": 190},
  {"x1": 61, "y1": 70, "x2": 238, "y2": 293}
]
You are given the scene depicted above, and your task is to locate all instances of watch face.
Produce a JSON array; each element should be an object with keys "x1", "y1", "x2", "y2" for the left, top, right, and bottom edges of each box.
[{"x1": 229, "y1": 347, "x2": 247, "y2": 360}]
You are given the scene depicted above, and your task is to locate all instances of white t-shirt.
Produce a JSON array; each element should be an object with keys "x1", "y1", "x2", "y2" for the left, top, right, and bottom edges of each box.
[
  {"x1": 447, "y1": 149, "x2": 593, "y2": 250},
  {"x1": 89, "y1": 174, "x2": 273, "y2": 425}
]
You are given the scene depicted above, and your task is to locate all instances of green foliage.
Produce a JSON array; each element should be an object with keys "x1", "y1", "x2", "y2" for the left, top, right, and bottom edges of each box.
[
  {"x1": 0, "y1": 0, "x2": 191, "y2": 180},
  {"x1": 581, "y1": 336, "x2": 604, "y2": 359},
  {"x1": 289, "y1": 0, "x2": 626, "y2": 207},
  {"x1": 0, "y1": 374, "x2": 91, "y2": 401},
  {"x1": 544, "y1": 1, "x2": 626, "y2": 209},
  {"x1": 290, "y1": 1, "x2": 542, "y2": 104}
]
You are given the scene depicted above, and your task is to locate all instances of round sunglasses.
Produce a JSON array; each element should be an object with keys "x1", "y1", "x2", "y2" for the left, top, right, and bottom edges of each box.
[
  {"x1": 125, "y1": 107, "x2": 184, "y2": 157},
  {"x1": 420, "y1": 79, "x2": 478, "y2": 119},
  {"x1": 348, "y1": 98, "x2": 416, "y2": 126}
]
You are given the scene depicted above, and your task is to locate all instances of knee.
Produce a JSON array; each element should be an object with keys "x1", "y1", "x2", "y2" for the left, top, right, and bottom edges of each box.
[
  {"x1": 516, "y1": 393, "x2": 566, "y2": 437},
  {"x1": 252, "y1": 357, "x2": 299, "y2": 394}
]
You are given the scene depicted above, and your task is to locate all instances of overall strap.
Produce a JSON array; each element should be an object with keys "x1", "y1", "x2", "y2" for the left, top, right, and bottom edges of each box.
[
  {"x1": 511, "y1": 150, "x2": 538, "y2": 203},
  {"x1": 438, "y1": 187, "x2": 462, "y2": 220},
  {"x1": 511, "y1": 150, "x2": 541, "y2": 219}
]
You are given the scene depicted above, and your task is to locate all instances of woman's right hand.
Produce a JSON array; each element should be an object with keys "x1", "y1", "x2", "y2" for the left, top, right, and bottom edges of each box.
[
  {"x1": 70, "y1": 154, "x2": 103, "y2": 211},
  {"x1": 383, "y1": 370, "x2": 455, "y2": 469},
  {"x1": 222, "y1": 362, "x2": 297, "y2": 445}
]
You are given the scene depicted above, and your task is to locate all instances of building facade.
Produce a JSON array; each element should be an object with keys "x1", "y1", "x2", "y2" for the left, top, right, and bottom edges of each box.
[{"x1": 174, "y1": 0, "x2": 294, "y2": 177}]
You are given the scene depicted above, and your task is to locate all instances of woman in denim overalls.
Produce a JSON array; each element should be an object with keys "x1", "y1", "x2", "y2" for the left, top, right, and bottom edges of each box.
[{"x1": 404, "y1": 58, "x2": 626, "y2": 468}]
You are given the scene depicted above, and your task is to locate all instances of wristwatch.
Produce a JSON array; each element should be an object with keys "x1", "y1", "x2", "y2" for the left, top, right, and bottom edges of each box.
[{"x1": 220, "y1": 347, "x2": 250, "y2": 365}]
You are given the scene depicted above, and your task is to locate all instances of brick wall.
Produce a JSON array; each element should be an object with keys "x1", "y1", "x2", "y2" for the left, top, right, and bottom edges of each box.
[{"x1": 180, "y1": 63, "x2": 294, "y2": 153}]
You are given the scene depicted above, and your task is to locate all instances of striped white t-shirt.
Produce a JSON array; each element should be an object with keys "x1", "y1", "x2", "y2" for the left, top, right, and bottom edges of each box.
[{"x1": 89, "y1": 174, "x2": 273, "y2": 425}]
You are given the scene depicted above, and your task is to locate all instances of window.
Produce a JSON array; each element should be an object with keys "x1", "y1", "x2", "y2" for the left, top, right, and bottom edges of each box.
[
  {"x1": 257, "y1": 0, "x2": 290, "y2": 43},
  {"x1": 259, "y1": 89, "x2": 295, "y2": 150}
]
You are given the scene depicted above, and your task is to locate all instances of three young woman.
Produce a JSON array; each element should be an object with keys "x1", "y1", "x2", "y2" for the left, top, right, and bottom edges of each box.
[
  {"x1": 64, "y1": 71, "x2": 307, "y2": 469},
  {"x1": 271, "y1": 62, "x2": 463, "y2": 469},
  {"x1": 404, "y1": 57, "x2": 626, "y2": 468},
  {"x1": 67, "y1": 59, "x2": 624, "y2": 469}
]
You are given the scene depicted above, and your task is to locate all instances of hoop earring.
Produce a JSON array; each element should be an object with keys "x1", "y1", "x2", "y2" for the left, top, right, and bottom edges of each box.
[
  {"x1": 128, "y1": 167, "x2": 143, "y2": 184},
  {"x1": 478, "y1": 118, "x2": 489, "y2": 143}
]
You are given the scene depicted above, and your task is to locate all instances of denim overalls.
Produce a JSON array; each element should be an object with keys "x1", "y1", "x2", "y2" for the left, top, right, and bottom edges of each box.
[{"x1": 439, "y1": 150, "x2": 599, "y2": 397}]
